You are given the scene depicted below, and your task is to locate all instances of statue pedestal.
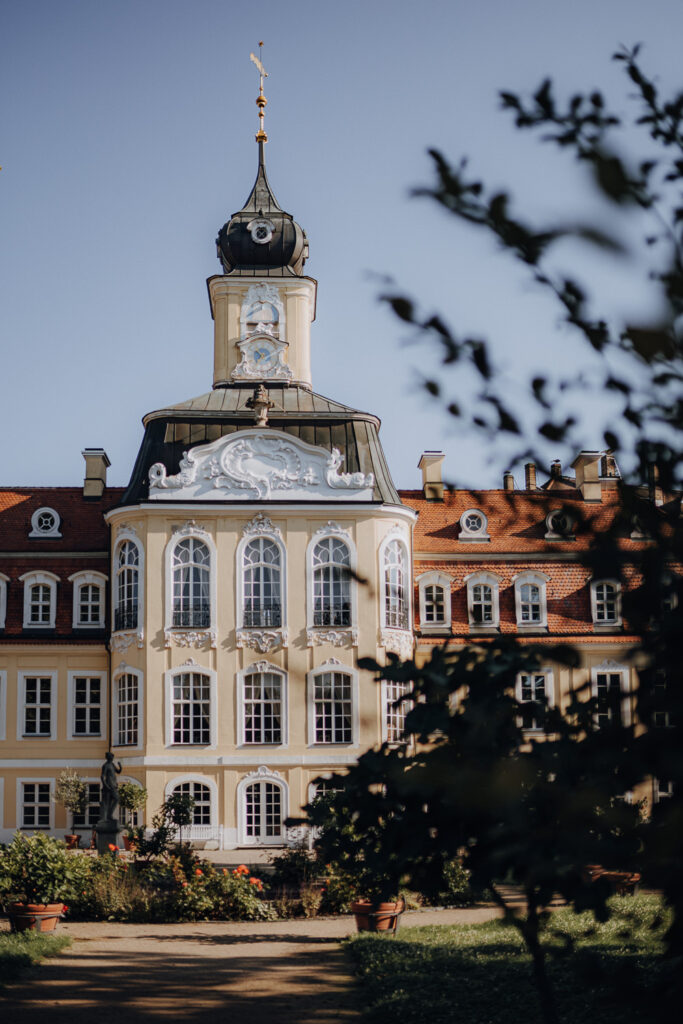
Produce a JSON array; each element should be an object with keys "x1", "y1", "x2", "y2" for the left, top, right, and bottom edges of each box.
[{"x1": 95, "y1": 819, "x2": 122, "y2": 856}]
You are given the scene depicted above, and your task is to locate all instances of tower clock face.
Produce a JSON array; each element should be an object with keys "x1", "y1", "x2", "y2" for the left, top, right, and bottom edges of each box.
[{"x1": 251, "y1": 339, "x2": 277, "y2": 369}]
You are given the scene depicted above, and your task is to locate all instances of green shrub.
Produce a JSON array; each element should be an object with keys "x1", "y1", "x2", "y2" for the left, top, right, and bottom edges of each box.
[
  {"x1": 0, "y1": 832, "x2": 76, "y2": 904},
  {"x1": 268, "y1": 843, "x2": 323, "y2": 893}
]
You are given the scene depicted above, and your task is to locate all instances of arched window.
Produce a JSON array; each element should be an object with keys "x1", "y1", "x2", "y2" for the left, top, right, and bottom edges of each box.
[
  {"x1": 312, "y1": 537, "x2": 351, "y2": 627},
  {"x1": 590, "y1": 580, "x2": 621, "y2": 627},
  {"x1": 417, "y1": 571, "x2": 451, "y2": 632},
  {"x1": 383, "y1": 539, "x2": 409, "y2": 630},
  {"x1": 115, "y1": 540, "x2": 140, "y2": 631},
  {"x1": 19, "y1": 571, "x2": 59, "y2": 629},
  {"x1": 69, "y1": 571, "x2": 107, "y2": 629},
  {"x1": 239, "y1": 771, "x2": 287, "y2": 844},
  {"x1": 242, "y1": 537, "x2": 282, "y2": 628},
  {"x1": 465, "y1": 572, "x2": 500, "y2": 630},
  {"x1": 513, "y1": 572, "x2": 549, "y2": 629},
  {"x1": 172, "y1": 538, "x2": 211, "y2": 628},
  {"x1": 240, "y1": 667, "x2": 285, "y2": 745},
  {"x1": 171, "y1": 781, "x2": 212, "y2": 825}
]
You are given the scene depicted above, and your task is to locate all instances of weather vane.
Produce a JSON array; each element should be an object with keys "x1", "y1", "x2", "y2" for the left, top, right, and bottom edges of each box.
[{"x1": 249, "y1": 41, "x2": 269, "y2": 144}]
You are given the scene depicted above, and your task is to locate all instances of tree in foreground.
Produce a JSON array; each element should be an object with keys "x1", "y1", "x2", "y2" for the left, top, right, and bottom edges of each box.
[{"x1": 306, "y1": 47, "x2": 683, "y2": 1024}]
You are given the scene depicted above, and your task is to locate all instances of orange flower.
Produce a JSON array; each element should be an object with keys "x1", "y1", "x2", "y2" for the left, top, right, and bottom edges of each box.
[
  {"x1": 182, "y1": 881, "x2": 188, "y2": 887},
  {"x1": 236, "y1": 864, "x2": 249, "y2": 875},
  {"x1": 222, "y1": 868, "x2": 228, "y2": 875},
  {"x1": 195, "y1": 868, "x2": 203, "y2": 876},
  {"x1": 249, "y1": 877, "x2": 263, "y2": 890},
  {"x1": 108, "y1": 843, "x2": 118, "y2": 851}
]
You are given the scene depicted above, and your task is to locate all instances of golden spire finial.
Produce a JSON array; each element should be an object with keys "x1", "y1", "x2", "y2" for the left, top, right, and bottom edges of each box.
[{"x1": 249, "y1": 41, "x2": 269, "y2": 144}]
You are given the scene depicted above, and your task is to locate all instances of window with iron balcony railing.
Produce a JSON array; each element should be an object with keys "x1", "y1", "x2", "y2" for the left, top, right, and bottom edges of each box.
[
  {"x1": 172, "y1": 603, "x2": 211, "y2": 629},
  {"x1": 314, "y1": 603, "x2": 351, "y2": 627},
  {"x1": 243, "y1": 602, "x2": 282, "y2": 628},
  {"x1": 114, "y1": 604, "x2": 138, "y2": 631}
]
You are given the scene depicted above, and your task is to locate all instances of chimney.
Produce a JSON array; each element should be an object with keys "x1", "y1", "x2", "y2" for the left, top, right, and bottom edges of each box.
[
  {"x1": 82, "y1": 448, "x2": 110, "y2": 499},
  {"x1": 571, "y1": 451, "x2": 602, "y2": 502},
  {"x1": 524, "y1": 462, "x2": 537, "y2": 490},
  {"x1": 503, "y1": 471, "x2": 515, "y2": 491},
  {"x1": 550, "y1": 460, "x2": 562, "y2": 480},
  {"x1": 648, "y1": 463, "x2": 663, "y2": 506},
  {"x1": 418, "y1": 451, "x2": 445, "y2": 501}
]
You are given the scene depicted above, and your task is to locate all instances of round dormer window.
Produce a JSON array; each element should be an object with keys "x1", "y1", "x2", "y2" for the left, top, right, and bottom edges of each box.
[
  {"x1": 459, "y1": 508, "x2": 489, "y2": 541},
  {"x1": 29, "y1": 507, "x2": 62, "y2": 539},
  {"x1": 545, "y1": 509, "x2": 573, "y2": 538},
  {"x1": 247, "y1": 218, "x2": 275, "y2": 245}
]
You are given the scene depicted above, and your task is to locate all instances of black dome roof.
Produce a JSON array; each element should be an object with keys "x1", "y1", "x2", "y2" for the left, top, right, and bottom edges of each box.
[{"x1": 216, "y1": 142, "x2": 308, "y2": 276}]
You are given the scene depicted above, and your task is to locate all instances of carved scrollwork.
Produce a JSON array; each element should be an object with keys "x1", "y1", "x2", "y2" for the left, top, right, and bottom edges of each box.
[
  {"x1": 236, "y1": 628, "x2": 288, "y2": 653},
  {"x1": 307, "y1": 628, "x2": 358, "y2": 648},
  {"x1": 242, "y1": 513, "x2": 283, "y2": 539},
  {"x1": 380, "y1": 629, "x2": 414, "y2": 660},
  {"x1": 110, "y1": 630, "x2": 144, "y2": 652},
  {"x1": 164, "y1": 629, "x2": 218, "y2": 650}
]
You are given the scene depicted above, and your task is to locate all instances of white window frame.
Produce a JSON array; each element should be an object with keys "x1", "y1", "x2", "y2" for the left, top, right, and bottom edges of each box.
[
  {"x1": 459, "y1": 508, "x2": 490, "y2": 542},
  {"x1": 68, "y1": 571, "x2": 107, "y2": 629},
  {"x1": 237, "y1": 767, "x2": 288, "y2": 846},
  {"x1": 515, "y1": 669, "x2": 555, "y2": 732},
  {"x1": 416, "y1": 570, "x2": 451, "y2": 633},
  {"x1": 0, "y1": 572, "x2": 8, "y2": 630},
  {"x1": 71, "y1": 779, "x2": 101, "y2": 831},
  {"x1": 18, "y1": 778, "x2": 54, "y2": 830},
  {"x1": 307, "y1": 663, "x2": 359, "y2": 746},
  {"x1": 464, "y1": 571, "x2": 501, "y2": 631},
  {"x1": 590, "y1": 579, "x2": 622, "y2": 629},
  {"x1": 307, "y1": 775, "x2": 344, "y2": 804},
  {"x1": 164, "y1": 528, "x2": 217, "y2": 636},
  {"x1": 379, "y1": 532, "x2": 411, "y2": 632},
  {"x1": 381, "y1": 678, "x2": 413, "y2": 743},
  {"x1": 164, "y1": 665, "x2": 217, "y2": 748},
  {"x1": 513, "y1": 571, "x2": 549, "y2": 630},
  {"x1": 306, "y1": 526, "x2": 357, "y2": 633},
  {"x1": 236, "y1": 530, "x2": 287, "y2": 632},
  {"x1": 17, "y1": 671, "x2": 57, "y2": 740},
  {"x1": 591, "y1": 662, "x2": 631, "y2": 727},
  {"x1": 112, "y1": 532, "x2": 144, "y2": 633},
  {"x1": 19, "y1": 571, "x2": 59, "y2": 629},
  {"x1": 112, "y1": 666, "x2": 144, "y2": 749},
  {"x1": 165, "y1": 775, "x2": 218, "y2": 826},
  {"x1": 29, "y1": 507, "x2": 61, "y2": 539},
  {"x1": 238, "y1": 662, "x2": 288, "y2": 747},
  {"x1": 0, "y1": 670, "x2": 6, "y2": 741},
  {"x1": 654, "y1": 778, "x2": 674, "y2": 803},
  {"x1": 67, "y1": 671, "x2": 107, "y2": 740}
]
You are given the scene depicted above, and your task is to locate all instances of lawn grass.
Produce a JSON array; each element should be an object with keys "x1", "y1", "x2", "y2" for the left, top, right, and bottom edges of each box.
[
  {"x1": 0, "y1": 930, "x2": 71, "y2": 988},
  {"x1": 347, "y1": 895, "x2": 673, "y2": 1024}
]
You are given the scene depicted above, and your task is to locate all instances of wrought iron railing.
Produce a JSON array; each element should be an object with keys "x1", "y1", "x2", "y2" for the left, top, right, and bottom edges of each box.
[
  {"x1": 172, "y1": 604, "x2": 211, "y2": 629},
  {"x1": 114, "y1": 605, "x2": 138, "y2": 631},
  {"x1": 243, "y1": 603, "x2": 282, "y2": 628}
]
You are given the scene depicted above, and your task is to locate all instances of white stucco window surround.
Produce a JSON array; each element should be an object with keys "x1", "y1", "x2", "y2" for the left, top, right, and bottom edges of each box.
[
  {"x1": 112, "y1": 529, "x2": 144, "y2": 635},
  {"x1": 515, "y1": 670, "x2": 555, "y2": 732},
  {"x1": 0, "y1": 573, "x2": 8, "y2": 630},
  {"x1": 67, "y1": 671, "x2": 107, "y2": 740},
  {"x1": 381, "y1": 678, "x2": 414, "y2": 744},
  {"x1": 164, "y1": 662, "x2": 217, "y2": 748},
  {"x1": 307, "y1": 662, "x2": 359, "y2": 746},
  {"x1": 238, "y1": 662, "x2": 288, "y2": 747},
  {"x1": 545, "y1": 509, "x2": 575, "y2": 541},
  {"x1": 512, "y1": 571, "x2": 549, "y2": 630},
  {"x1": 165, "y1": 776, "x2": 218, "y2": 827},
  {"x1": 306, "y1": 522, "x2": 357, "y2": 641},
  {"x1": 591, "y1": 660, "x2": 631, "y2": 727},
  {"x1": 237, "y1": 766, "x2": 288, "y2": 846},
  {"x1": 379, "y1": 530, "x2": 411, "y2": 631},
  {"x1": 590, "y1": 579, "x2": 622, "y2": 630},
  {"x1": 0, "y1": 670, "x2": 6, "y2": 741},
  {"x1": 307, "y1": 775, "x2": 344, "y2": 804},
  {"x1": 163, "y1": 524, "x2": 217, "y2": 646},
  {"x1": 18, "y1": 778, "x2": 54, "y2": 830},
  {"x1": 19, "y1": 571, "x2": 59, "y2": 629},
  {"x1": 29, "y1": 507, "x2": 61, "y2": 539},
  {"x1": 464, "y1": 571, "x2": 501, "y2": 631},
  {"x1": 459, "y1": 508, "x2": 490, "y2": 542},
  {"x1": 236, "y1": 515, "x2": 288, "y2": 652},
  {"x1": 17, "y1": 672, "x2": 57, "y2": 741},
  {"x1": 112, "y1": 664, "x2": 144, "y2": 749},
  {"x1": 416, "y1": 570, "x2": 452, "y2": 633},
  {"x1": 68, "y1": 571, "x2": 107, "y2": 629}
]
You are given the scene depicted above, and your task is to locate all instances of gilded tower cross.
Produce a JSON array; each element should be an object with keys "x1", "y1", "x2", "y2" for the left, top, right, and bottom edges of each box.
[{"x1": 249, "y1": 42, "x2": 269, "y2": 143}]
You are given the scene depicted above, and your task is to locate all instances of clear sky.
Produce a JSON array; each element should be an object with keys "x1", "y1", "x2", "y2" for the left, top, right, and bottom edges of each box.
[{"x1": 1, "y1": 0, "x2": 681, "y2": 491}]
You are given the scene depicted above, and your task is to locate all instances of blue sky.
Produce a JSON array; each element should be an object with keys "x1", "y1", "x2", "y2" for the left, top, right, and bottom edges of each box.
[{"x1": 1, "y1": 0, "x2": 681, "y2": 490}]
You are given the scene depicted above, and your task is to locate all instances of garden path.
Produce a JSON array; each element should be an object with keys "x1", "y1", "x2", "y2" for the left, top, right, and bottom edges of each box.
[{"x1": 0, "y1": 907, "x2": 502, "y2": 1023}]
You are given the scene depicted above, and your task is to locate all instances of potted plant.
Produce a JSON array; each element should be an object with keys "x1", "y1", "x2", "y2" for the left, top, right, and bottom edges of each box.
[
  {"x1": 0, "y1": 832, "x2": 74, "y2": 932},
  {"x1": 118, "y1": 782, "x2": 148, "y2": 851},
  {"x1": 55, "y1": 769, "x2": 86, "y2": 848}
]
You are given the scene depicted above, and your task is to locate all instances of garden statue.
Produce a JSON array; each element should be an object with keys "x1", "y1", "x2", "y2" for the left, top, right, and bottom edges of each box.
[{"x1": 95, "y1": 752, "x2": 123, "y2": 855}]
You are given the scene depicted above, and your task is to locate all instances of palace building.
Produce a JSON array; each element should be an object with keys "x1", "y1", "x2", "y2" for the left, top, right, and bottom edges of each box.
[{"x1": 0, "y1": 78, "x2": 666, "y2": 850}]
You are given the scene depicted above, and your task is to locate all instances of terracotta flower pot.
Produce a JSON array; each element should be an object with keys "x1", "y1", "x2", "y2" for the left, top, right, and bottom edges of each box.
[
  {"x1": 6, "y1": 902, "x2": 65, "y2": 933},
  {"x1": 350, "y1": 898, "x2": 404, "y2": 933},
  {"x1": 64, "y1": 833, "x2": 81, "y2": 850}
]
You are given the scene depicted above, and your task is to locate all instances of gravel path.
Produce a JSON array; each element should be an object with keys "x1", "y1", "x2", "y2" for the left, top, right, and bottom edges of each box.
[{"x1": 0, "y1": 907, "x2": 503, "y2": 1023}]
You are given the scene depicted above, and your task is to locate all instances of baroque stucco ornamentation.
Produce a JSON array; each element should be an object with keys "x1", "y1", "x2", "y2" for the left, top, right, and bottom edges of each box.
[
  {"x1": 241, "y1": 283, "x2": 284, "y2": 339},
  {"x1": 148, "y1": 429, "x2": 374, "y2": 502},
  {"x1": 173, "y1": 520, "x2": 212, "y2": 540},
  {"x1": 242, "y1": 512, "x2": 282, "y2": 539},
  {"x1": 236, "y1": 628, "x2": 288, "y2": 653},
  {"x1": 306, "y1": 628, "x2": 358, "y2": 648},
  {"x1": 110, "y1": 630, "x2": 144, "y2": 652},
  {"x1": 312, "y1": 521, "x2": 351, "y2": 540},
  {"x1": 164, "y1": 629, "x2": 217, "y2": 650},
  {"x1": 380, "y1": 629, "x2": 414, "y2": 660},
  {"x1": 320, "y1": 657, "x2": 342, "y2": 667},
  {"x1": 246, "y1": 660, "x2": 281, "y2": 675},
  {"x1": 231, "y1": 335, "x2": 293, "y2": 381},
  {"x1": 244, "y1": 764, "x2": 284, "y2": 782}
]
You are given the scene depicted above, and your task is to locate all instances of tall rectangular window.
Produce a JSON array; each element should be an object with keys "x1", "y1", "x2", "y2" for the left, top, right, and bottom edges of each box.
[
  {"x1": 73, "y1": 677, "x2": 102, "y2": 736},
  {"x1": 384, "y1": 680, "x2": 412, "y2": 743},
  {"x1": 23, "y1": 677, "x2": 52, "y2": 736},
  {"x1": 78, "y1": 585, "x2": 102, "y2": 625},
  {"x1": 29, "y1": 585, "x2": 52, "y2": 625},
  {"x1": 313, "y1": 671, "x2": 352, "y2": 744},
  {"x1": 22, "y1": 782, "x2": 51, "y2": 828},
  {"x1": 243, "y1": 671, "x2": 282, "y2": 744},
  {"x1": 172, "y1": 672, "x2": 211, "y2": 745},
  {"x1": 116, "y1": 674, "x2": 139, "y2": 746},
  {"x1": 595, "y1": 671, "x2": 623, "y2": 728},
  {"x1": 517, "y1": 673, "x2": 548, "y2": 731},
  {"x1": 72, "y1": 783, "x2": 101, "y2": 828}
]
